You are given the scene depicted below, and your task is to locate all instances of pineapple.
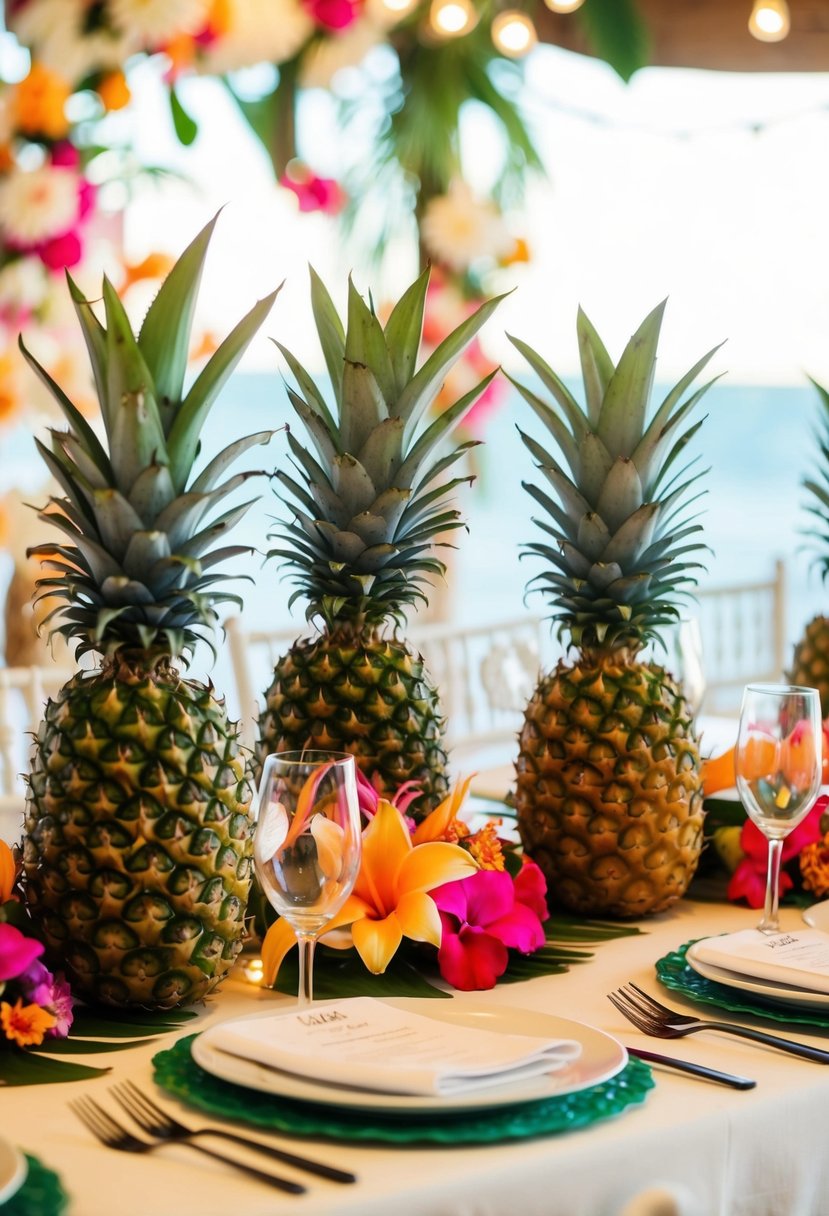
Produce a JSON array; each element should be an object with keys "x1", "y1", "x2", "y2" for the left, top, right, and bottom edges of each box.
[
  {"x1": 789, "y1": 377, "x2": 829, "y2": 715},
  {"x1": 257, "y1": 268, "x2": 502, "y2": 813},
  {"x1": 509, "y1": 302, "x2": 721, "y2": 918},
  {"x1": 21, "y1": 216, "x2": 278, "y2": 1008}
]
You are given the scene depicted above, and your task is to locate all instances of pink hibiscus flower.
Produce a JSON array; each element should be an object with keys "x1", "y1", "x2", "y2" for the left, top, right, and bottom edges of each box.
[
  {"x1": 19, "y1": 959, "x2": 74, "y2": 1037},
  {"x1": 432, "y1": 863, "x2": 548, "y2": 991},
  {"x1": 0, "y1": 923, "x2": 45, "y2": 982},
  {"x1": 728, "y1": 794, "x2": 828, "y2": 909}
]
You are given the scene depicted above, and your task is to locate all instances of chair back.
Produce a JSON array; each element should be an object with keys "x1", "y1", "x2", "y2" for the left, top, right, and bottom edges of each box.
[
  {"x1": 694, "y1": 558, "x2": 787, "y2": 714},
  {"x1": 0, "y1": 664, "x2": 69, "y2": 842},
  {"x1": 225, "y1": 614, "x2": 549, "y2": 760}
]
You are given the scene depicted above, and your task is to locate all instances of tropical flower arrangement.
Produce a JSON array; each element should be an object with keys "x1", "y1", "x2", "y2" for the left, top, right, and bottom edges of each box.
[
  {"x1": 261, "y1": 773, "x2": 552, "y2": 993},
  {"x1": 701, "y1": 726, "x2": 829, "y2": 908},
  {"x1": 0, "y1": 840, "x2": 73, "y2": 1049}
]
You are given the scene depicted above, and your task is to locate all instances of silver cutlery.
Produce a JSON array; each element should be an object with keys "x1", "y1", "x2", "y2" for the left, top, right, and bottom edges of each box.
[
  {"x1": 609, "y1": 983, "x2": 829, "y2": 1064},
  {"x1": 111, "y1": 1080, "x2": 356, "y2": 1185},
  {"x1": 69, "y1": 1096, "x2": 305, "y2": 1194},
  {"x1": 626, "y1": 1046, "x2": 756, "y2": 1089}
]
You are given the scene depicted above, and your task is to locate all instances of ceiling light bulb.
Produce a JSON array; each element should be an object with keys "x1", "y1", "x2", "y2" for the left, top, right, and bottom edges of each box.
[
  {"x1": 491, "y1": 11, "x2": 537, "y2": 57},
  {"x1": 430, "y1": 0, "x2": 475, "y2": 36},
  {"x1": 543, "y1": 0, "x2": 586, "y2": 13},
  {"x1": 748, "y1": 0, "x2": 791, "y2": 42}
]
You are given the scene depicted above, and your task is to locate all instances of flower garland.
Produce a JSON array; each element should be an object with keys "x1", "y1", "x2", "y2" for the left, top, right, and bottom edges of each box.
[{"x1": 261, "y1": 773, "x2": 551, "y2": 993}]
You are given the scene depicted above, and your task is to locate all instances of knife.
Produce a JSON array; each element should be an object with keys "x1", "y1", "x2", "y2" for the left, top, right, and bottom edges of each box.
[{"x1": 627, "y1": 1046, "x2": 756, "y2": 1089}]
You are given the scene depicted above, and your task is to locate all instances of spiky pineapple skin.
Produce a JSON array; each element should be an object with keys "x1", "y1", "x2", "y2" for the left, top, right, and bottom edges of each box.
[
  {"x1": 258, "y1": 632, "x2": 449, "y2": 815},
  {"x1": 515, "y1": 655, "x2": 704, "y2": 918},
  {"x1": 789, "y1": 615, "x2": 829, "y2": 718},
  {"x1": 23, "y1": 666, "x2": 255, "y2": 1010}
]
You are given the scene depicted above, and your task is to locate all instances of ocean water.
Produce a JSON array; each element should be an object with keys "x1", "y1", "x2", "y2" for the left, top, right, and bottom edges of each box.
[{"x1": 1, "y1": 374, "x2": 825, "y2": 713}]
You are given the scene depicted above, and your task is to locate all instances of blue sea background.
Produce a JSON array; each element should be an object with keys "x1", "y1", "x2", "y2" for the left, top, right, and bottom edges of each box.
[{"x1": 1, "y1": 374, "x2": 824, "y2": 714}]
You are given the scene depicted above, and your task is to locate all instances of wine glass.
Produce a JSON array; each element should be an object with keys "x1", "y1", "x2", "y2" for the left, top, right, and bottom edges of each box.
[
  {"x1": 735, "y1": 684, "x2": 822, "y2": 934},
  {"x1": 254, "y1": 751, "x2": 362, "y2": 1005}
]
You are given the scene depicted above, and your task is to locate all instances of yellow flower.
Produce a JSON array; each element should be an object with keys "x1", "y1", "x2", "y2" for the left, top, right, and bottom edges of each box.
[
  {"x1": 0, "y1": 840, "x2": 17, "y2": 902},
  {"x1": 261, "y1": 800, "x2": 477, "y2": 982},
  {"x1": 1, "y1": 998, "x2": 56, "y2": 1047}
]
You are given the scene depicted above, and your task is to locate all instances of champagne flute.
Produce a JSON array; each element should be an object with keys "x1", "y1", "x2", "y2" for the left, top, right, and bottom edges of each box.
[
  {"x1": 735, "y1": 684, "x2": 822, "y2": 933},
  {"x1": 254, "y1": 751, "x2": 362, "y2": 1005}
]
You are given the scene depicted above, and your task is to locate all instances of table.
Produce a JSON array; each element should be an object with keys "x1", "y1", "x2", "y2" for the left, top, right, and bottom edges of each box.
[{"x1": 11, "y1": 899, "x2": 829, "y2": 1216}]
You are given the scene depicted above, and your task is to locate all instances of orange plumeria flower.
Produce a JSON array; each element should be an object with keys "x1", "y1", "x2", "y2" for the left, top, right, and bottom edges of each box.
[
  {"x1": 1, "y1": 998, "x2": 56, "y2": 1047},
  {"x1": 13, "y1": 62, "x2": 71, "y2": 140}
]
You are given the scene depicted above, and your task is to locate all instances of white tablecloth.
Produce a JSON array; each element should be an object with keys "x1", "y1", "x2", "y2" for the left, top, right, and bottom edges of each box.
[{"x1": 11, "y1": 898, "x2": 829, "y2": 1216}]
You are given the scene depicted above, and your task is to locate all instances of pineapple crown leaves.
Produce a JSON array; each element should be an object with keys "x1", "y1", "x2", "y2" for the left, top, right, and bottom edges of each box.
[
  {"x1": 22, "y1": 214, "x2": 281, "y2": 663},
  {"x1": 800, "y1": 375, "x2": 829, "y2": 582},
  {"x1": 267, "y1": 265, "x2": 505, "y2": 630},
  {"x1": 508, "y1": 301, "x2": 724, "y2": 652}
]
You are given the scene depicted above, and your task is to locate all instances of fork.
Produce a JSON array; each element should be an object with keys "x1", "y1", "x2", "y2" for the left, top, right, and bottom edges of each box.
[
  {"x1": 608, "y1": 983, "x2": 829, "y2": 1064},
  {"x1": 69, "y1": 1096, "x2": 305, "y2": 1194},
  {"x1": 111, "y1": 1081, "x2": 356, "y2": 1185}
]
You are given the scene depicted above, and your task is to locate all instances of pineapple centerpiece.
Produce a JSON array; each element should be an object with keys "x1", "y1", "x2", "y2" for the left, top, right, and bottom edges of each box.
[
  {"x1": 21, "y1": 217, "x2": 279, "y2": 1009},
  {"x1": 789, "y1": 377, "x2": 829, "y2": 715},
  {"x1": 257, "y1": 268, "x2": 502, "y2": 813},
  {"x1": 510, "y1": 302, "x2": 722, "y2": 918}
]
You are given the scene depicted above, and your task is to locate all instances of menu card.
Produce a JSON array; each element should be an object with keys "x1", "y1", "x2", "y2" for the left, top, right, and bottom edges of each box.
[
  {"x1": 693, "y1": 929, "x2": 829, "y2": 993},
  {"x1": 203, "y1": 998, "x2": 583, "y2": 1097}
]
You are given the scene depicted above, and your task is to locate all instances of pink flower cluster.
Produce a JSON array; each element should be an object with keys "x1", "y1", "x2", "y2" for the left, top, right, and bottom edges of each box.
[
  {"x1": 8, "y1": 144, "x2": 96, "y2": 271},
  {"x1": 433, "y1": 862, "x2": 548, "y2": 991},
  {"x1": 279, "y1": 163, "x2": 346, "y2": 215},
  {"x1": 0, "y1": 921, "x2": 73, "y2": 1043},
  {"x1": 727, "y1": 794, "x2": 828, "y2": 908}
]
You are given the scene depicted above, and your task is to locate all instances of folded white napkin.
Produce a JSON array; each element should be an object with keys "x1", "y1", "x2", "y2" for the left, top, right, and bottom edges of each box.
[
  {"x1": 692, "y1": 928, "x2": 829, "y2": 994},
  {"x1": 202, "y1": 998, "x2": 582, "y2": 1097}
]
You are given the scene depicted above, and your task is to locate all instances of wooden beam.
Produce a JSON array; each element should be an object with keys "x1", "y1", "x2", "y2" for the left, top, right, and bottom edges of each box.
[{"x1": 535, "y1": 0, "x2": 829, "y2": 72}]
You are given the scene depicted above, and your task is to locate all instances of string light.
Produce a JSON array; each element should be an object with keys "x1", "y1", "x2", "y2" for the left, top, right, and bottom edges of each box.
[
  {"x1": 748, "y1": 0, "x2": 791, "y2": 42},
  {"x1": 491, "y1": 11, "x2": 537, "y2": 57},
  {"x1": 429, "y1": 0, "x2": 477, "y2": 37},
  {"x1": 543, "y1": 0, "x2": 586, "y2": 13},
  {"x1": 372, "y1": 0, "x2": 418, "y2": 13}
]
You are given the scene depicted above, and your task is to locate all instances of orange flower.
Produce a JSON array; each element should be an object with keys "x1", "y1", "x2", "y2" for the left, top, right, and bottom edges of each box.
[
  {"x1": 466, "y1": 821, "x2": 505, "y2": 871},
  {"x1": 164, "y1": 33, "x2": 197, "y2": 76},
  {"x1": 800, "y1": 832, "x2": 829, "y2": 898},
  {"x1": 499, "y1": 236, "x2": 530, "y2": 267},
  {"x1": 0, "y1": 355, "x2": 22, "y2": 427},
  {"x1": 1, "y1": 998, "x2": 56, "y2": 1047},
  {"x1": 121, "y1": 252, "x2": 175, "y2": 293},
  {"x1": 13, "y1": 63, "x2": 70, "y2": 140},
  {"x1": 207, "y1": 0, "x2": 232, "y2": 35},
  {"x1": 0, "y1": 840, "x2": 18, "y2": 902},
  {"x1": 97, "y1": 70, "x2": 131, "y2": 112}
]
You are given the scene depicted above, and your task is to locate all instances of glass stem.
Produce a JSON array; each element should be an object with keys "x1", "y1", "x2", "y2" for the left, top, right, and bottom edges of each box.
[
  {"x1": 759, "y1": 837, "x2": 784, "y2": 934},
  {"x1": 296, "y1": 932, "x2": 317, "y2": 1006}
]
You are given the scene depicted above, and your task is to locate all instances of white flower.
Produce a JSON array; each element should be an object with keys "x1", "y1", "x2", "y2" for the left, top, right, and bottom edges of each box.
[
  {"x1": 421, "y1": 181, "x2": 513, "y2": 272},
  {"x1": 199, "y1": 0, "x2": 313, "y2": 72},
  {"x1": 300, "y1": 17, "x2": 384, "y2": 89},
  {"x1": 0, "y1": 166, "x2": 80, "y2": 246},
  {"x1": 106, "y1": 0, "x2": 210, "y2": 44},
  {"x1": 10, "y1": 0, "x2": 134, "y2": 80},
  {"x1": 0, "y1": 258, "x2": 49, "y2": 317}
]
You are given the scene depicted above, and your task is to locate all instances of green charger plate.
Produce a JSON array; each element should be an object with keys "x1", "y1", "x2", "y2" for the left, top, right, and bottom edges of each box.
[
  {"x1": 152, "y1": 1035, "x2": 653, "y2": 1146},
  {"x1": 2, "y1": 1156, "x2": 68, "y2": 1216},
  {"x1": 656, "y1": 940, "x2": 829, "y2": 1029}
]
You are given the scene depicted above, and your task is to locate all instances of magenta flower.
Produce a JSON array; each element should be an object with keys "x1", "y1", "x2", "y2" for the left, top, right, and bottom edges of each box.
[
  {"x1": 432, "y1": 868, "x2": 547, "y2": 991},
  {"x1": 303, "y1": 0, "x2": 361, "y2": 30},
  {"x1": 18, "y1": 959, "x2": 74, "y2": 1038},
  {"x1": 354, "y1": 768, "x2": 420, "y2": 829},
  {"x1": 279, "y1": 164, "x2": 346, "y2": 215},
  {"x1": 0, "y1": 923, "x2": 45, "y2": 982}
]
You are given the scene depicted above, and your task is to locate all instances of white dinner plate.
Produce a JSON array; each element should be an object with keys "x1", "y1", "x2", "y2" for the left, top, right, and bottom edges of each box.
[
  {"x1": 0, "y1": 1137, "x2": 27, "y2": 1205},
  {"x1": 192, "y1": 998, "x2": 627, "y2": 1115},
  {"x1": 802, "y1": 901, "x2": 829, "y2": 933},
  {"x1": 686, "y1": 942, "x2": 829, "y2": 1011}
]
